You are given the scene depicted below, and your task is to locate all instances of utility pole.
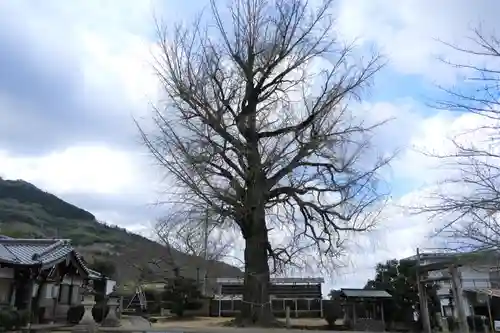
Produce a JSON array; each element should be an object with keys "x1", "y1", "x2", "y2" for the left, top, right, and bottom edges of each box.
[{"x1": 202, "y1": 210, "x2": 209, "y2": 295}]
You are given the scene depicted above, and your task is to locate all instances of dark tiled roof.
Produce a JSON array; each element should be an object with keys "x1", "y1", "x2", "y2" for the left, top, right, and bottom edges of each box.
[
  {"x1": 87, "y1": 268, "x2": 104, "y2": 279},
  {"x1": 0, "y1": 238, "x2": 74, "y2": 266},
  {"x1": 340, "y1": 288, "x2": 392, "y2": 298},
  {"x1": 0, "y1": 238, "x2": 115, "y2": 281}
]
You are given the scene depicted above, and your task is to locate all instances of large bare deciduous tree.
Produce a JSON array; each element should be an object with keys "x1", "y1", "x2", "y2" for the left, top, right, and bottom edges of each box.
[
  {"x1": 414, "y1": 27, "x2": 500, "y2": 252},
  {"x1": 139, "y1": 0, "x2": 390, "y2": 325}
]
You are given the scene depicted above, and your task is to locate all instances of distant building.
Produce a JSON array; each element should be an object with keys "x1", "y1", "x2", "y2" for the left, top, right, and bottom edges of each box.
[
  {"x1": 210, "y1": 277, "x2": 324, "y2": 317},
  {"x1": 402, "y1": 251, "x2": 500, "y2": 318}
]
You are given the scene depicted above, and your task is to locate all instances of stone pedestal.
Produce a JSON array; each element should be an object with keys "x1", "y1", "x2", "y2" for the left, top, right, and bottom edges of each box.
[
  {"x1": 440, "y1": 315, "x2": 449, "y2": 333},
  {"x1": 72, "y1": 294, "x2": 96, "y2": 333},
  {"x1": 102, "y1": 297, "x2": 121, "y2": 327}
]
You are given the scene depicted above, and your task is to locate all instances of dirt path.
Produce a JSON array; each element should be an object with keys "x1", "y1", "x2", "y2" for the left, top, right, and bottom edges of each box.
[
  {"x1": 152, "y1": 317, "x2": 230, "y2": 328},
  {"x1": 150, "y1": 317, "x2": 330, "y2": 330}
]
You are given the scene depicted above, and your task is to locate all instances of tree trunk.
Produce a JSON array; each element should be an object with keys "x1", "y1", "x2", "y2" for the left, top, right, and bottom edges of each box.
[{"x1": 240, "y1": 212, "x2": 274, "y2": 326}]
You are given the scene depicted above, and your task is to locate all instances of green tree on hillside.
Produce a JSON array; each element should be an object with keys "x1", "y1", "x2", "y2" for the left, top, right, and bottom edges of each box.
[{"x1": 87, "y1": 259, "x2": 116, "y2": 278}]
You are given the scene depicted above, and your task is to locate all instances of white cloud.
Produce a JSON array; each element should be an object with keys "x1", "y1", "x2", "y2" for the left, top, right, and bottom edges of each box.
[
  {"x1": 328, "y1": 105, "x2": 500, "y2": 291},
  {"x1": 326, "y1": 102, "x2": 500, "y2": 289},
  {"x1": 336, "y1": 0, "x2": 499, "y2": 83},
  {"x1": 328, "y1": 186, "x2": 440, "y2": 290},
  {"x1": 0, "y1": 145, "x2": 155, "y2": 196},
  {"x1": 0, "y1": 0, "x2": 176, "y2": 231},
  {"x1": 394, "y1": 109, "x2": 500, "y2": 188},
  {"x1": 80, "y1": 30, "x2": 160, "y2": 112},
  {"x1": 4, "y1": 0, "x2": 500, "y2": 294}
]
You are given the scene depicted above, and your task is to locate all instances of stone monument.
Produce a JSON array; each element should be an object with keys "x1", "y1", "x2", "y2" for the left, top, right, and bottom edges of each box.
[
  {"x1": 72, "y1": 280, "x2": 97, "y2": 333},
  {"x1": 102, "y1": 288, "x2": 121, "y2": 327}
]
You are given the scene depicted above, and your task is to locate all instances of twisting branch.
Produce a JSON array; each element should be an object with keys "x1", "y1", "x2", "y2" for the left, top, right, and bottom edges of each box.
[
  {"x1": 413, "y1": 26, "x2": 500, "y2": 252},
  {"x1": 155, "y1": 205, "x2": 235, "y2": 263}
]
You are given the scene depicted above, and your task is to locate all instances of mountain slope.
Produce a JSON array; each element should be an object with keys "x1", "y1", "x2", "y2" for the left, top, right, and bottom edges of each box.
[{"x1": 0, "y1": 177, "x2": 242, "y2": 284}]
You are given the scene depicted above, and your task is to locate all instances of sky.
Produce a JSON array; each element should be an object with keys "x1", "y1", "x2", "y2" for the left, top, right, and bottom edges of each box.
[{"x1": 0, "y1": 0, "x2": 498, "y2": 294}]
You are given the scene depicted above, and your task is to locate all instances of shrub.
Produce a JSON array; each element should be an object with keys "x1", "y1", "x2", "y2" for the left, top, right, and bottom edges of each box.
[
  {"x1": 467, "y1": 315, "x2": 486, "y2": 332},
  {"x1": 323, "y1": 301, "x2": 343, "y2": 327},
  {"x1": 0, "y1": 308, "x2": 15, "y2": 331},
  {"x1": 185, "y1": 300, "x2": 203, "y2": 311},
  {"x1": 446, "y1": 316, "x2": 457, "y2": 332},
  {"x1": 0, "y1": 308, "x2": 29, "y2": 330},
  {"x1": 12, "y1": 309, "x2": 29, "y2": 329},
  {"x1": 162, "y1": 276, "x2": 203, "y2": 317},
  {"x1": 67, "y1": 305, "x2": 85, "y2": 324}
]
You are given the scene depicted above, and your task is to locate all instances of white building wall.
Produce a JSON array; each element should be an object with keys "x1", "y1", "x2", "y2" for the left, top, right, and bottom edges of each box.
[
  {"x1": 0, "y1": 267, "x2": 14, "y2": 279},
  {"x1": 105, "y1": 279, "x2": 116, "y2": 295},
  {"x1": 426, "y1": 264, "x2": 492, "y2": 317},
  {"x1": 460, "y1": 266, "x2": 491, "y2": 289}
]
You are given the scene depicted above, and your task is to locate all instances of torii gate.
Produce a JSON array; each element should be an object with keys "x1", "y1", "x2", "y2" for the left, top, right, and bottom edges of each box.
[{"x1": 410, "y1": 249, "x2": 500, "y2": 333}]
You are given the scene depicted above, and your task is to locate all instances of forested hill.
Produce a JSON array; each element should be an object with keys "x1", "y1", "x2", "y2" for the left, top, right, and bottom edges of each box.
[{"x1": 0, "y1": 177, "x2": 241, "y2": 283}]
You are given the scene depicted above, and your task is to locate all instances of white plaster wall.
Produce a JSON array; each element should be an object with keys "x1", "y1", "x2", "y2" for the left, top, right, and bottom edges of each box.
[
  {"x1": 71, "y1": 286, "x2": 81, "y2": 304},
  {"x1": 0, "y1": 268, "x2": 14, "y2": 279},
  {"x1": 62, "y1": 275, "x2": 83, "y2": 286},
  {"x1": 459, "y1": 266, "x2": 491, "y2": 289},
  {"x1": 427, "y1": 264, "x2": 492, "y2": 317}
]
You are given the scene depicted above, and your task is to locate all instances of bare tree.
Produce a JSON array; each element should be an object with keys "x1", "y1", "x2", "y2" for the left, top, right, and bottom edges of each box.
[
  {"x1": 139, "y1": 0, "x2": 390, "y2": 325},
  {"x1": 414, "y1": 27, "x2": 500, "y2": 252},
  {"x1": 156, "y1": 207, "x2": 234, "y2": 262},
  {"x1": 155, "y1": 206, "x2": 238, "y2": 295}
]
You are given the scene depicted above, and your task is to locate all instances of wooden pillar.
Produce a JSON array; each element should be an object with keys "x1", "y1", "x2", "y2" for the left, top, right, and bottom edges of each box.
[
  {"x1": 119, "y1": 296, "x2": 123, "y2": 319},
  {"x1": 8, "y1": 279, "x2": 16, "y2": 307},
  {"x1": 51, "y1": 284, "x2": 59, "y2": 323},
  {"x1": 26, "y1": 281, "x2": 35, "y2": 330},
  {"x1": 450, "y1": 265, "x2": 469, "y2": 333},
  {"x1": 352, "y1": 303, "x2": 357, "y2": 325},
  {"x1": 487, "y1": 295, "x2": 494, "y2": 333},
  {"x1": 381, "y1": 302, "x2": 386, "y2": 332},
  {"x1": 416, "y1": 248, "x2": 432, "y2": 333},
  {"x1": 26, "y1": 267, "x2": 40, "y2": 331}
]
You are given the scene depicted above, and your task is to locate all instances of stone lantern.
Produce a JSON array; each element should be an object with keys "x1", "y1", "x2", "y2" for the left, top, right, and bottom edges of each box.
[
  {"x1": 102, "y1": 288, "x2": 121, "y2": 327},
  {"x1": 72, "y1": 279, "x2": 96, "y2": 333}
]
